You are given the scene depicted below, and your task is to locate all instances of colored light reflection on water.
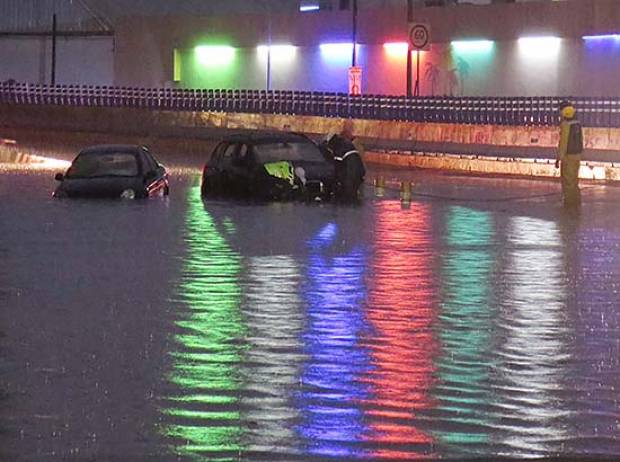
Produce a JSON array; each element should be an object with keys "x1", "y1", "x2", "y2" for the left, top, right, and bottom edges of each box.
[
  {"x1": 493, "y1": 216, "x2": 571, "y2": 457},
  {"x1": 362, "y1": 201, "x2": 437, "y2": 459},
  {"x1": 569, "y1": 225, "x2": 620, "y2": 454},
  {"x1": 240, "y1": 254, "x2": 304, "y2": 454},
  {"x1": 297, "y1": 222, "x2": 370, "y2": 458},
  {"x1": 5, "y1": 170, "x2": 620, "y2": 460},
  {"x1": 161, "y1": 186, "x2": 245, "y2": 458},
  {"x1": 431, "y1": 206, "x2": 495, "y2": 454}
]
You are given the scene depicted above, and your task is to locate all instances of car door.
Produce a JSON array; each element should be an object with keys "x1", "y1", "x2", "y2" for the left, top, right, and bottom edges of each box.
[
  {"x1": 229, "y1": 143, "x2": 254, "y2": 196},
  {"x1": 203, "y1": 142, "x2": 226, "y2": 191},
  {"x1": 218, "y1": 143, "x2": 240, "y2": 194}
]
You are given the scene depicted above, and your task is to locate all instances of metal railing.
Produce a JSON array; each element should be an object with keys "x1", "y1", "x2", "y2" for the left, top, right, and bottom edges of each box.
[{"x1": 1, "y1": 82, "x2": 619, "y2": 128}]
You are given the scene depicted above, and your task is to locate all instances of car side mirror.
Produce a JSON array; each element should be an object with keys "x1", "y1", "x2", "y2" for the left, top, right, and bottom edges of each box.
[{"x1": 54, "y1": 173, "x2": 64, "y2": 181}]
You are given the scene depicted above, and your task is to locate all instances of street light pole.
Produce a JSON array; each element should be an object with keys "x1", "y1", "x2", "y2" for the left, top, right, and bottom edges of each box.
[
  {"x1": 267, "y1": 10, "x2": 272, "y2": 91},
  {"x1": 51, "y1": 13, "x2": 57, "y2": 85},
  {"x1": 406, "y1": 0, "x2": 412, "y2": 97},
  {"x1": 352, "y1": 0, "x2": 358, "y2": 67},
  {"x1": 414, "y1": 50, "x2": 420, "y2": 96},
  {"x1": 261, "y1": 0, "x2": 272, "y2": 91}
]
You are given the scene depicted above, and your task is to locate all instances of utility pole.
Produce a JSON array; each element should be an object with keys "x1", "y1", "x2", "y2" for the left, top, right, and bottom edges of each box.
[
  {"x1": 267, "y1": 10, "x2": 272, "y2": 91},
  {"x1": 352, "y1": 0, "x2": 358, "y2": 67},
  {"x1": 263, "y1": 0, "x2": 272, "y2": 90},
  {"x1": 51, "y1": 13, "x2": 57, "y2": 85},
  {"x1": 406, "y1": 0, "x2": 412, "y2": 97}
]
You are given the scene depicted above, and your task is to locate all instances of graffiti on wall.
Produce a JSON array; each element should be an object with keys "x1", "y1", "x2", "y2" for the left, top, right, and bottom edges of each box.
[{"x1": 424, "y1": 45, "x2": 474, "y2": 97}]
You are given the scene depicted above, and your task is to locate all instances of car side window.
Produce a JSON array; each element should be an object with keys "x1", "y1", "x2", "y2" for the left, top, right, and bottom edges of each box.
[
  {"x1": 246, "y1": 145, "x2": 257, "y2": 166},
  {"x1": 233, "y1": 144, "x2": 250, "y2": 167},
  {"x1": 223, "y1": 144, "x2": 237, "y2": 158},
  {"x1": 137, "y1": 151, "x2": 153, "y2": 175},
  {"x1": 210, "y1": 142, "x2": 227, "y2": 166},
  {"x1": 220, "y1": 143, "x2": 238, "y2": 168},
  {"x1": 141, "y1": 150, "x2": 159, "y2": 173}
]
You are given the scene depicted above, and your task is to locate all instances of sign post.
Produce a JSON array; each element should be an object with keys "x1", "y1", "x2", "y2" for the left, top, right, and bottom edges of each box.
[
  {"x1": 408, "y1": 23, "x2": 431, "y2": 97},
  {"x1": 348, "y1": 66, "x2": 362, "y2": 95}
]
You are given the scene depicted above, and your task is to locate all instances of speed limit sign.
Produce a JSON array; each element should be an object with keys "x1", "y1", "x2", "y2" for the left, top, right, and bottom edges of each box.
[{"x1": 409, "y1": 23, "x2": 431, "y2": 51}]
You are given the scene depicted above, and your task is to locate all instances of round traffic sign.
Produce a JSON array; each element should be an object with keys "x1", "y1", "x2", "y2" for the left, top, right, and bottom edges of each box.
[{"x1": 409, "y1": 24, "x2": 430, "y2": 50}]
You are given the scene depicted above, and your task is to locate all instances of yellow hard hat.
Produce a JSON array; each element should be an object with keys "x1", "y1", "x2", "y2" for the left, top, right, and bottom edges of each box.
[{"x1": 561, "y1": 105, "x2": 576, "y2": 119}]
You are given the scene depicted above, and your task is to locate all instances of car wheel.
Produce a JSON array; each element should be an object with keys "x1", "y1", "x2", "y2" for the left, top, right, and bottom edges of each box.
[{"x1": 121, "y1": 188, "x2": 137, "y2": 199}]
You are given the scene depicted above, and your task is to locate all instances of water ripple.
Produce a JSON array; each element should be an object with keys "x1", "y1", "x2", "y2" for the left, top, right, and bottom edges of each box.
[{"x1": 162, "y1": 186, "x2": 245, "y2": 459}]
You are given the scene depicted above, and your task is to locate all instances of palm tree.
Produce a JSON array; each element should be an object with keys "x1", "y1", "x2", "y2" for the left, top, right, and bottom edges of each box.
[
  {"x1": 446, "y1": 68, "x2": 459, "y2": 96},
  {"x1": 455, "y1": 57, "x2": 471, "y2": 95},
  {"x1": 424, "y1": 62, "x2": 441, "y2": 96}
]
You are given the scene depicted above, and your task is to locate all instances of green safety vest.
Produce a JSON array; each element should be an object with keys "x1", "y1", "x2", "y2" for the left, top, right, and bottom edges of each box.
[{"x1": 264, "y1": 161, "x2": 295, "y2": 185}]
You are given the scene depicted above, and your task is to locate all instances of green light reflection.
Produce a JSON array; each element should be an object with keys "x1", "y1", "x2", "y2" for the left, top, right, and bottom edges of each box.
[
  {"x1": 433, "y1": 206, "x2": 495, "y2": 452},
  {"x1": 162, "y1": 185, "x2": 245, "y2": 459}
]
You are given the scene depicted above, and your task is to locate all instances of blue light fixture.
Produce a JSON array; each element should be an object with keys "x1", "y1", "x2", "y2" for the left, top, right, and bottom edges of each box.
[{"x1": 583, "y1": 34, "x2": 620, "y2": 41}]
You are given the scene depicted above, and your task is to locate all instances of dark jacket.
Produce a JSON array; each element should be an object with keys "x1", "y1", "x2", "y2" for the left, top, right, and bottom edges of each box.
[{"x1": 325, "y1": 135, "x2": 366, "y2": 200}]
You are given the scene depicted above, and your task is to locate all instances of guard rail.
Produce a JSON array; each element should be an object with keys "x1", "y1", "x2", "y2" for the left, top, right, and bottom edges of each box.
[{"x1": 1, "y1": 82, "x2": 618, "y2": 128}]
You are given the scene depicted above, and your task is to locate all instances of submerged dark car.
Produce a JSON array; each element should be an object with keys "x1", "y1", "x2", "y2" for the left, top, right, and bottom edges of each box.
[
  {"x1": 201, "y1": 133, "x2": 336, "y2": 201},
  {"x1": 54, "y1": 145, "x2": 169, "y2": 199}
]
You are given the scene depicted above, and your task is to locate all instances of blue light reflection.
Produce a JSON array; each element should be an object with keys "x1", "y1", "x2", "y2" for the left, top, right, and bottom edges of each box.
[{"x1": 297, "y1": 223, "x2": 370, "y2": 458}]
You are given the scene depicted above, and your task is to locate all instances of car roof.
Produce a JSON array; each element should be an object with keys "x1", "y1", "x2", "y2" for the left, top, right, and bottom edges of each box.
[
  {"x1": 78, "y1": 144, "x2": 145, "y2": 155},
  {"x1": 221, "y1": 132, "x2": 313, "y2": 145}
]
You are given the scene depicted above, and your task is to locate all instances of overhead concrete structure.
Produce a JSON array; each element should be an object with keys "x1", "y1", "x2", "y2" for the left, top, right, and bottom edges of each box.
[
  {"x1": 0, "y1": 0, "x2": 113, "y2": 85},
  {"x1": 2, "y1": 0, "x2": 620, "y2": 95},
  {"x1": 112, "y1": 0, "x2": 620, "y2": 96}
]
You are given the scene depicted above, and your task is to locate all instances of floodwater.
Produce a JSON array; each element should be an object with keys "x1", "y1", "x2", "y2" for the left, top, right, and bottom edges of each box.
[{"x1": 1, "y1": 152, "x2": 620, "y2": 461}]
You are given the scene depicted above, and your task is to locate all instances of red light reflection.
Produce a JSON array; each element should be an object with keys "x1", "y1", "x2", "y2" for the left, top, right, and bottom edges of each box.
[{"x1": 362, "y1": 201, "x2": 437, "y2": 459}]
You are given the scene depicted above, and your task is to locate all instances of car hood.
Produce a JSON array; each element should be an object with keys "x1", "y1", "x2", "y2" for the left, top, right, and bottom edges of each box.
[{"x1": 56, "y1": 177, "x2": 142, "y2": 198}]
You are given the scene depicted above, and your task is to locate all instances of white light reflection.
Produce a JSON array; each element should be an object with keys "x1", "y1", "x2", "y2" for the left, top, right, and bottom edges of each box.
[
  {"x1": 493, "y1": 216, "x2": 571, "y2": 457},
  {"x1": 0, "y1": 152, "x2": 71, "y2": 171},
  {"x1": 240, "y1": 255, "x2": 304, "y2": 453}
]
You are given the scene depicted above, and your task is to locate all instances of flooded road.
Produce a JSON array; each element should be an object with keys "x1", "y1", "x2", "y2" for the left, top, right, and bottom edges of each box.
[{"x1": 1, "y1": 156, "x2": 620, "y2": 460}]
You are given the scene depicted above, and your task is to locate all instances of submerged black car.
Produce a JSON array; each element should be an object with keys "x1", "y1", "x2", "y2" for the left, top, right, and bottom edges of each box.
[
  {"x1": 201, "y1": 133, "x2": 336, "y2": 201},
  {"x1": 54, "y1": 145, "x2": 169, "y2": 199}
]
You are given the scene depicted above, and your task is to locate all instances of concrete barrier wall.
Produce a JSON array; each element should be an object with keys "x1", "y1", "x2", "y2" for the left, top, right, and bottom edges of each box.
[
  {"x1": 364, "y1": 151, "x2": 620, "y2": 183},
  {"x1": 2, "y1": 103, "x2": 618, "y2": 152},
  {"x1": 0, "y1": 138, "x2": 58, "y2": 165},
  {"x1": 2, "y1": 103, "x2": 619, "y2": 181}
]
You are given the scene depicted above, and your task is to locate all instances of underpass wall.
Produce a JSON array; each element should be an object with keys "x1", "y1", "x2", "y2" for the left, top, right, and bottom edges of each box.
[
  {"x1": 0, "y1": 137, "x2": 67, "y2": 167},
  {"x1": 364, "y1": 151, "x2": 620, "y2": 183},
  {"x1": 5, "y1": 102, "x2": 620, "y2": 149},
  {"x1": 1, "y1": 103, "x2": 619, "y2": 181},
  {"x1": 0, "y1": 37, "x2": 114, "y2": 86}
]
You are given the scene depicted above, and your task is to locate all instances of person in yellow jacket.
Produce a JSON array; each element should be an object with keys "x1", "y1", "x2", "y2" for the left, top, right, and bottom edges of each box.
[{"x1": 555, "y1": 102, "x2": 583, "y2": 206}]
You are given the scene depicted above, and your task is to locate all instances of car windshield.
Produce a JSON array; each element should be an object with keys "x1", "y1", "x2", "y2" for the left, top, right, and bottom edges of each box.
[
  {"x1": 254, "y1": 141, "x2": 325, "y2": 164},
  {"x1": 66, "y1": 152, "x2": 139, "y2": 178}
]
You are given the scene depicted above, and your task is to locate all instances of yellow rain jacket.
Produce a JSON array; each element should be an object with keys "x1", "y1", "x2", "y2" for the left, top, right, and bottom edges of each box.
[{"x1": 558, "y1": 119, "x2": 582, "y2": 205}]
